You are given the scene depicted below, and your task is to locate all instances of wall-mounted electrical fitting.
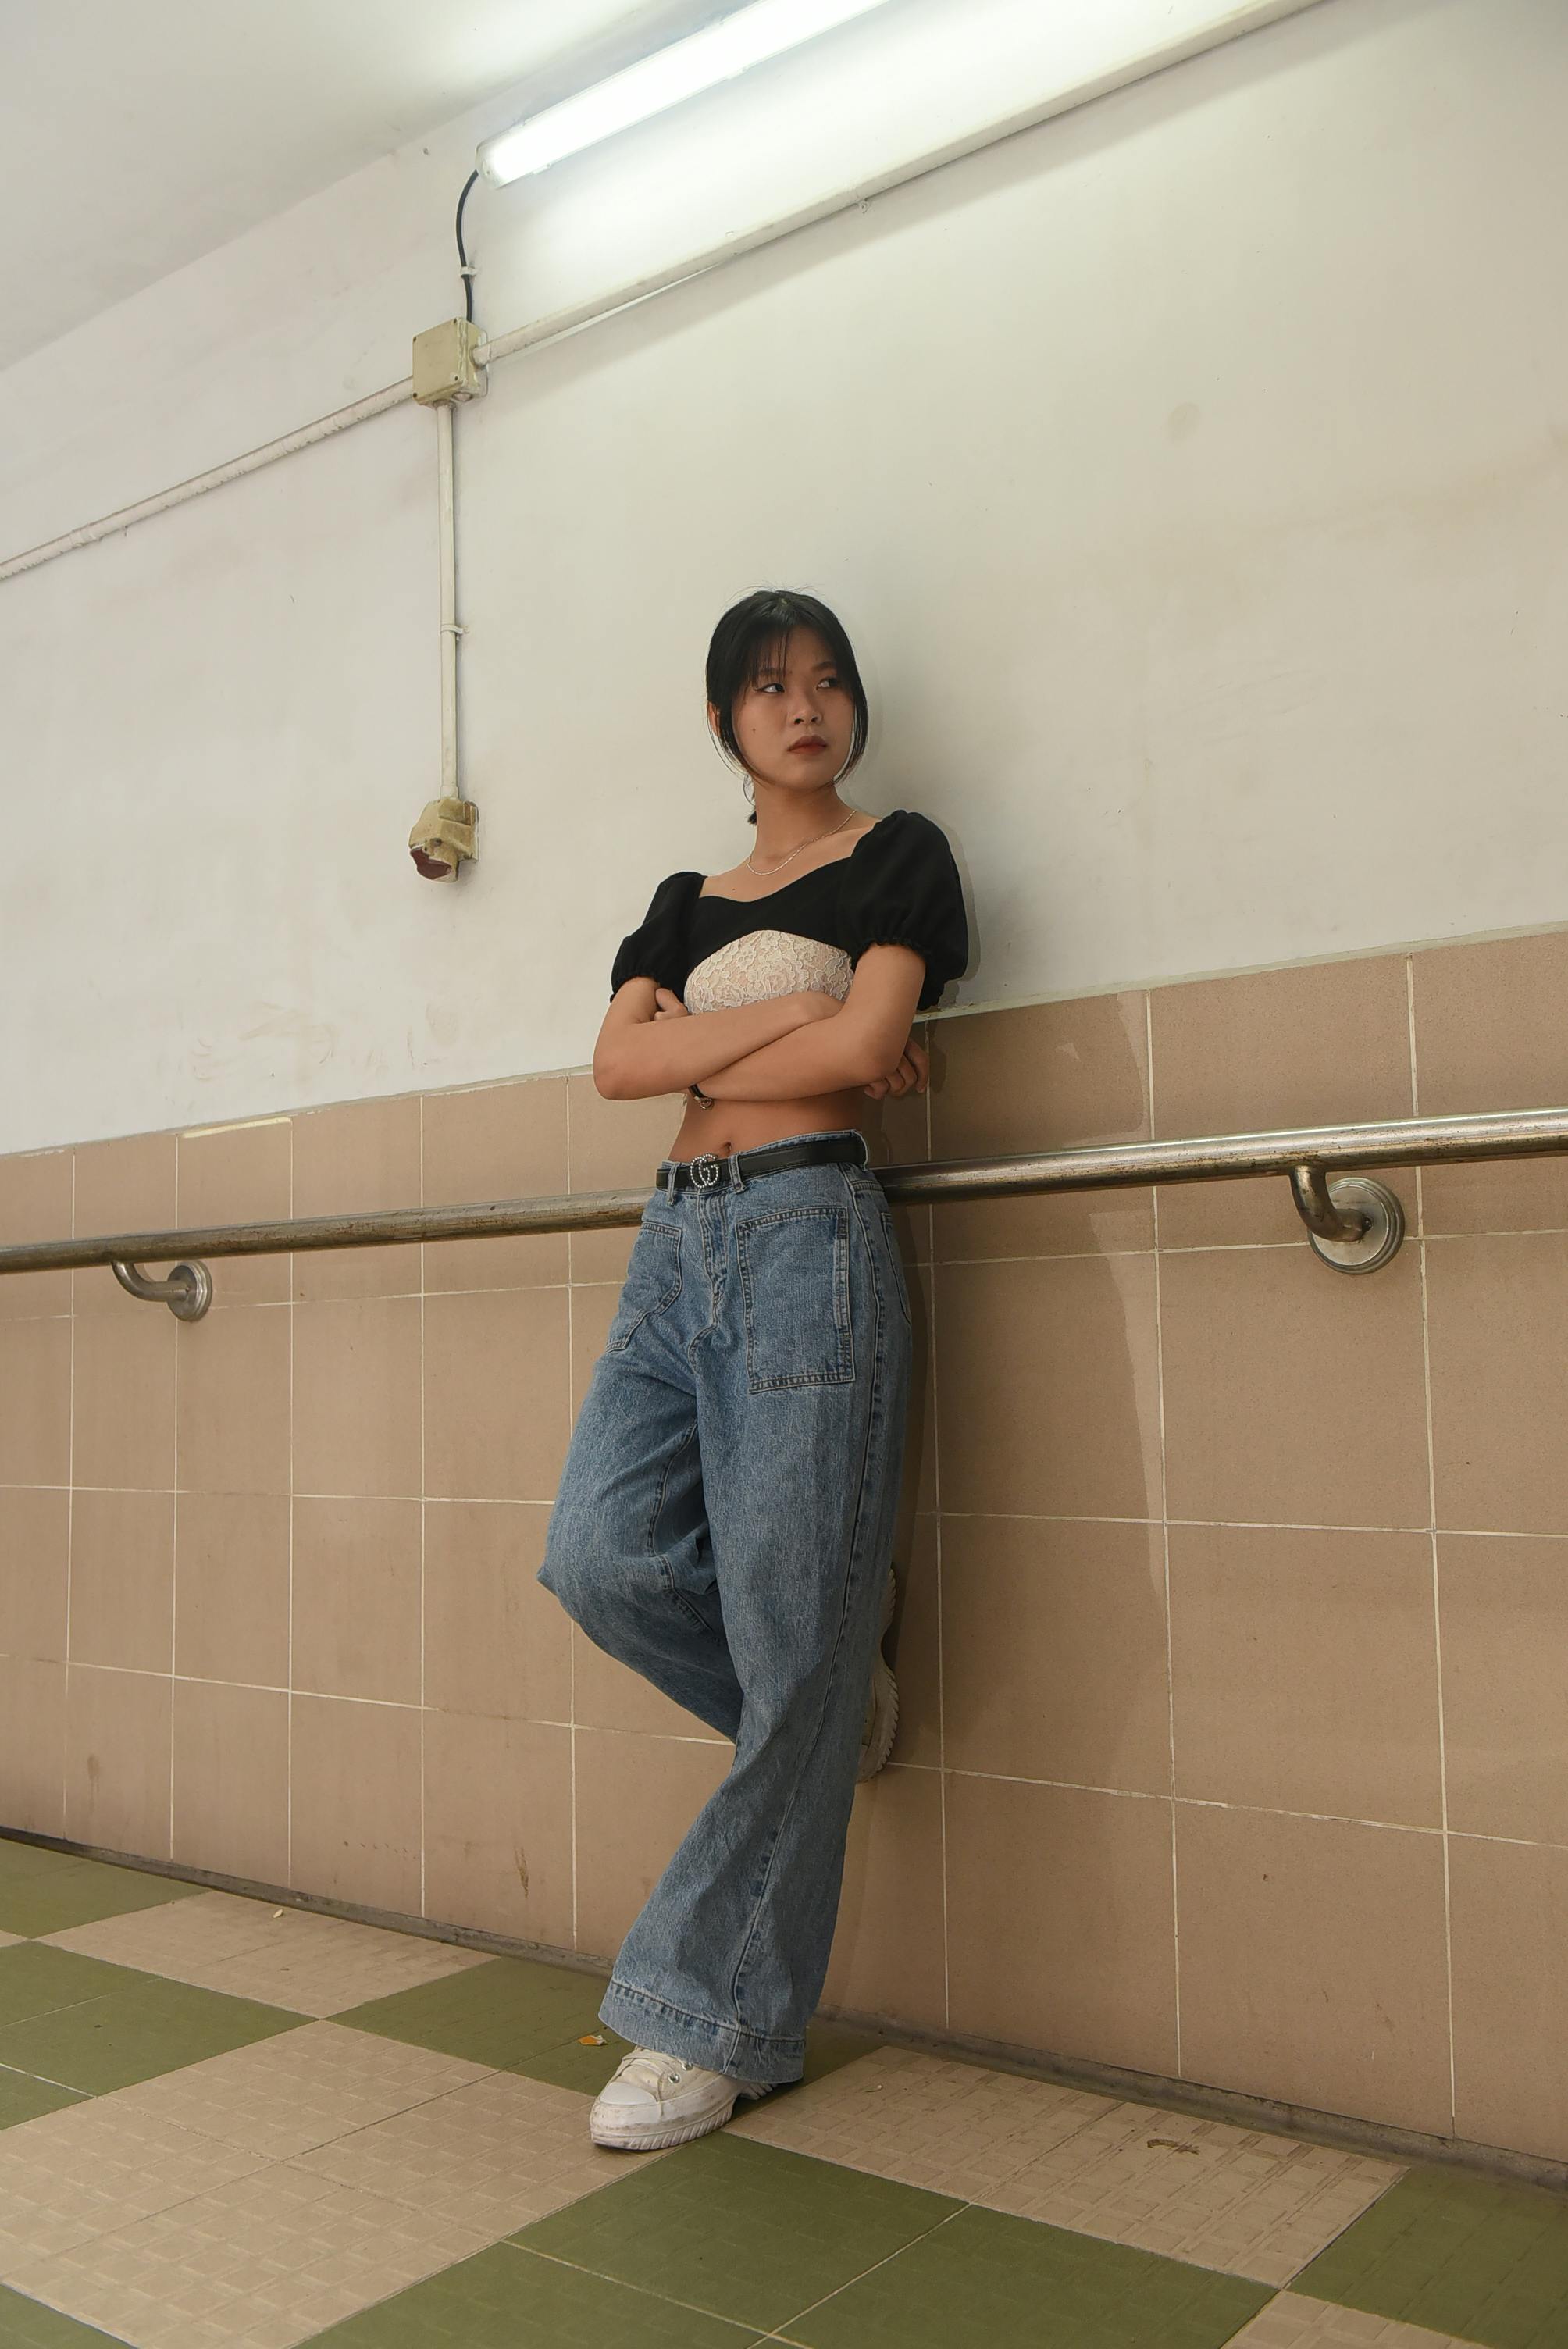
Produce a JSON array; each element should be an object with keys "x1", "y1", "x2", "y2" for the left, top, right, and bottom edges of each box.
[
  {"x1": 408, "y1": 321, "x2": 487, "y2": 882},
  {"x1": 412, "y1": 318, "x2": 488, "y2": 406}
]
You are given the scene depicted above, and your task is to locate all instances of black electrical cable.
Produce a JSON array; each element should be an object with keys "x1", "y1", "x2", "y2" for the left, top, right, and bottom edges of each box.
[{"x1": 454, "y1": 169, "x2": 479, "y2": 323}]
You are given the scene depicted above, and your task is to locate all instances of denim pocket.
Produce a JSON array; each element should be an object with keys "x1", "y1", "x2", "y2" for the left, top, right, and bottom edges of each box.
[
  {"x1": 604, "y1": 1218, "x2": 684, "y2": 1351},
  {"x1": 735, "y1": 1203, "x2": 854, "y2": 1391}
]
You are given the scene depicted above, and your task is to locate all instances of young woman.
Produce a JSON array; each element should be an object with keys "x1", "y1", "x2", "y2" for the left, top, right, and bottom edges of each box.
[{"x1": 536, "y1": 586, "x2": 968, "y2": 2153}]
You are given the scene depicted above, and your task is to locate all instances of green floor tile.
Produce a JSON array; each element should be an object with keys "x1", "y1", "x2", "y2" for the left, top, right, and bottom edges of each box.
[
  {"x1": 0, "y1": 1970, "x2": 302, "y2": 2094},
  {"x1": 785, "y1": 2202, "x2": 1273, "y2": 2349},
  {"x1": 508, "y1": 2130, "x2": 962, "y2": 2333},
  {"x1": 301, "y1": 2240, "x2": 766, "y2": 2346},
  {"x1": 0, "y1": 2280, "x2": 130, "y2": 2345},
  {"x1": 1293, "y1": 2163, "x2": 1568, "y2": 2349},
  {"x1": 337, "y1": 1955, "x2": 613, "y2": 2075},
  {"x1": 0, "y1": 2066, "x2": 87, "y2": 2130},
  {"x1": 0, "y1": 1840, "x2": 205, "y2": 1938},
  {"x1": 0, "y1": 1944, "x2": 138, "y2": 2030}
]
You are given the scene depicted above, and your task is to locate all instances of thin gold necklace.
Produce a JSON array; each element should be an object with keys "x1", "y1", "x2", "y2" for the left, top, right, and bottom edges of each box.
[{"x1": 746, "y1": 804, "x2": 861, "y2": 875}]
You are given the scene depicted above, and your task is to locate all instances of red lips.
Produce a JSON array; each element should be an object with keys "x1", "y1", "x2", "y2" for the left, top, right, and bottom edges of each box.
[{"x1": 790, "y1": 738, "x2": 826, "y2": 753}]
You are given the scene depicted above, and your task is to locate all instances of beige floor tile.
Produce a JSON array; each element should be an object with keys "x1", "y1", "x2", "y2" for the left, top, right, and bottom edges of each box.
[
  {"x1": 729, "y1": 2045, "x2": 1399, "y2": 2284},
  {"x1": 729, "y1": 2043, "x2": 1114, "y2": 2192},
  {"x1": 1228, "y1": 2295, "x2": 1480, "y2": 2347},
  {"x1": 37, "y1": 1891, "x2": 496, "y2": 2017},
  {"x1": 101, "y1": 2020, "x2": 494, "y2": 2159},
  {"x1": 5, "y1": 2161, "x2": 495, "y2": 2349},
  {"x1": 0, "y1": 2104, "x2": 267, "y2": 2276},
  {"x1": 294, "y1": 2067, "x2": 672, "y2": 2231},
  {"x1": 980, "y1": 2097, "x2": 1401, "y2": 2284}
]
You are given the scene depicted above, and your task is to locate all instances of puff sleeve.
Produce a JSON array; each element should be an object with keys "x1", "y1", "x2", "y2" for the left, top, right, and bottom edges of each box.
[
  {"x1": 608, "y1": 870, "x2": 697, "y2": 1000},
  {"x1": 840, "y1": 809, "x2": 968, "y2": 1011}
]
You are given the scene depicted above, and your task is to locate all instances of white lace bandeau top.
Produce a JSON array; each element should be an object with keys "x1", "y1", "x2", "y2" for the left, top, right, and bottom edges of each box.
[{"x1": 682, "y1": 928, "x2": 853, "y2": 1016}]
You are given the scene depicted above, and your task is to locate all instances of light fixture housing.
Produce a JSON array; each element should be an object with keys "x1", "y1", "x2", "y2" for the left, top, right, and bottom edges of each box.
[{"x1": 476, "y1": 0, "x2": 894, "y2": 186}]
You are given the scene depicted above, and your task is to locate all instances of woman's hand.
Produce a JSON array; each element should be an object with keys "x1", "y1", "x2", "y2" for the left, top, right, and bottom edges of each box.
[
  {"x1": 651, "y1": 987, "x2": 690, "y2": 1021},
  {"x1": 862, "y1": 1035, "x2": 929, "y2": 1099}
]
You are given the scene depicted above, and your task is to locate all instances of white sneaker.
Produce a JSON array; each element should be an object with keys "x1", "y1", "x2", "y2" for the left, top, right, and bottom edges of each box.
[
  {"x1": 589, "y1": 2045, "x2": 773, "y2": 2151},
  {"x1": 857, "y1": 1563, "x2": 900, "y2": 1780}
]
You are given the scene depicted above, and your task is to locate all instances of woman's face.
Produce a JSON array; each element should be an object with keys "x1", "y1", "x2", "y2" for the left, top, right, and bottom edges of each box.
[{"x1": 710, "y1": 627, "x2": 856, "y2": 791}]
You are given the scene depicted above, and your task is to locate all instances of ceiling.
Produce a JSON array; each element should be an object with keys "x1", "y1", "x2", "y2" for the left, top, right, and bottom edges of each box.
[{"x1": 0, "y1": 0, "x2": 729, "y2": 371}]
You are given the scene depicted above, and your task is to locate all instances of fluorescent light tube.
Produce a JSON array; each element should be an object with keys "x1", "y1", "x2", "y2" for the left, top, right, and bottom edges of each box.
[{"x1": 476, "y1": 0, "x2": 895, "y2": 185}]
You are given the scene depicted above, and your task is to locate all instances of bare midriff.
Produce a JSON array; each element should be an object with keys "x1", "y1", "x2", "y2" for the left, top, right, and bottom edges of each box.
[{"x1": 666, "y1": 820, "x2": 875, "y2": 1164}]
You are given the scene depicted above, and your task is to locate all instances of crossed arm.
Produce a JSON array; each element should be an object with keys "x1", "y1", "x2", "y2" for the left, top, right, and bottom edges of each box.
[{"x1": 593, "y1": 943, "x2": 929, "y2": 1103}]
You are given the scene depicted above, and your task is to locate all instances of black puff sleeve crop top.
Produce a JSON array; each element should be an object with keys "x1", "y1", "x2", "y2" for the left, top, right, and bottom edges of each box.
[{"x1": 608, "y1": 808, "x2": 968, "y2": 1015}]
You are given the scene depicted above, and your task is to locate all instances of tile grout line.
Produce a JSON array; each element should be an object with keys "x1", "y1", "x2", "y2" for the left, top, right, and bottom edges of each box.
[
  {"x1": 565, "y1": 1080, "x2": 578, "y2": 1959},
  {"x1": 287, "y1": 1118, "x2": 294, "y2": 1895},
  {"x1": 1408, "y1": 954, "x2": 1457, "y2": 2138},
  {"x1": 63, "y1": 1150, "x2": 77, "y2": 1834},
  {"x1": 1146, "y1": 989, "x2": 1181, "y2": 2080},
  {"x1": 419, "y1": 1096, "x2": 427, "y2": 1926},
  {"x1": 169, "y1": 1141, "x2": 180, "y2": 1861},
  {"x1": 922, "y1": 1063, "x2": 950, "y2": 2035}
]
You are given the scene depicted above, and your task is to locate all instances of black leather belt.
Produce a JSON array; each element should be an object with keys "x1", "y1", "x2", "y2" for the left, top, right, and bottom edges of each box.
[{"x1": 655, "y1": 1132, "x2": 869, "y2": 1194}]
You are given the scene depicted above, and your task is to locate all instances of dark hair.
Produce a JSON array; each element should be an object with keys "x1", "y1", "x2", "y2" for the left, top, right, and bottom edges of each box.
[{"x1": 705, "y1": 589, "x2": 870, "y2": 824}]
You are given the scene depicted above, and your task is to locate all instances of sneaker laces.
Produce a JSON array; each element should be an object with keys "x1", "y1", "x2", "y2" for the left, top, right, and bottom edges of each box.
[{"x1": 614, "y1": 2047, "x2": 693, "y2": 2094}]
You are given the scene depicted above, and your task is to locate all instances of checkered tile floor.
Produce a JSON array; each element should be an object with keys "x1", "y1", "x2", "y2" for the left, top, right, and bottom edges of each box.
[{"x1": 1, "y1": 1836, "x2": 1563, "y2": 2347}]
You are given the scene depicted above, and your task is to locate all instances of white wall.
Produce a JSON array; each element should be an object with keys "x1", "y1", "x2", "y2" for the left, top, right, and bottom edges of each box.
[{"x1": 2, "y1": 0, "x2": 1565, "y2": 1156}]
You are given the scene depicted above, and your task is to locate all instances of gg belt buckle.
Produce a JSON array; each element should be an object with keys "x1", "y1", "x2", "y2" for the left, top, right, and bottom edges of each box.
[{"x1": 690, "y1": 1150, "x2": 722, "y2": 1191}]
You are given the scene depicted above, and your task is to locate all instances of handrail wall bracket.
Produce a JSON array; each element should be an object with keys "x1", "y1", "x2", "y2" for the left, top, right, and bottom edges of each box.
[
  {"x1": 110, "y1": 1260, "x2": 213, "y2": 1320},
  {"x1": 1288, "y1": 1169, "x2": 1404, "y2": 1274}
]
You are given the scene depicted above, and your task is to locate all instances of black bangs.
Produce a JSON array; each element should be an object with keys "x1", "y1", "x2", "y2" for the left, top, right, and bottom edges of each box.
[{"x1": 705, "y1": 589, "x2": 871, "y2": 821}]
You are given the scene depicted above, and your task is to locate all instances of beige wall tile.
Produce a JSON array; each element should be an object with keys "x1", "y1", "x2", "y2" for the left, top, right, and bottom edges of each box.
[
  {"x1": 1426, "y1": 1233, "x2": 1568, "y2": 1535},
  {"x1": 170, "y1": 1679, "x2": 290, "y2": 1887},
  {"x1": 571, "y1": 1724, "x2": 731, "y2": 1965},
  {"x1": 422, "y1": 1712, "x2": 573, "y2": 1946},
  {"x1": 72, "y1": 1308, "x2": 176, "y2": 1492},
  {"x1": 1160, "y1": 1244, "x2": 1430, "y2": 1530},
  {"x1": 0, "y1": 1319, "x2": 70, "y2": 1485},
  {"x1": 567, "y1": 1078, "x2": 682, "y2": 1284},
  {"x1": 1413, "y1": 930, "x2": 1568, "y2": 1236},
  {"x1": 423, "y1": 1288, "x2": 570, "y2": 1505},
  {"x1": 1150, "y1": 955, "x2": 1414, "y2": 1250},
  {"x1": 931, "y1": 996, "x2": 1154, "y2": 1262},
  {"x1": 0, "y1": 1486, "x2": 69, "y2": 1662},
  {"x1": 1169, "y1": 1524, "x2": 1441, "y2": 1827},
  {"x1": 177, "y1": 1301, "x2": 291, "y2": 1496},
  {"x1": 173, "y1": 1492, "x2": 290, "y2": 1688},
  {"x1": 0, "y1": 1148, "x2": 73, "y2": 1321},
  {"x1": 935, "y1": 1254, "x2": 1162, "y2": 1520},
  {"x1": 291, "y1": 1096, "x2": 422, "y2": 1303},
  {"x1": 1449, "y1": 1833, "x2": 1568, "y2": 2164},
  {"x1": 73, "y1": 1132, "x2": 176, "y2": 1316},
  {"x1": 1438, "y1": 1532, "x2": 1568, "y2": 1843},
  {"x1": 425, "y1": 1503, "x2": 572, "y2": 1728},
  {"x1": 1174, "y1": 1805, "x2": 1449, "y2": 2137},
  {"x1": 568, "y1": 1282, "x2": 618, "y2": 1420},
  {"x1": 0, "y1": 1656, "x2": 66, "y2": 1834},
  {"x1": 64, "y1": 1663, "x2": 172, "y2": 1860},
  {"x1": 292, "y1": 1296, "x2": 421, "y2": 1499},
  {"x1": 822, "y1": 1763, "x2": 946, "y2": 2033},
  {"x1": 289, "y1": 1692, "x2": 421, "y2": 1913},
  {"x1": 889, "y1": 1513, "x2": 939, "y2": 1769},
  {"x1": 291, "y1": 1497, "x2": 422, "y2": 1704},
  {"x1": 912, "y1": 1257, "x2": 936, "y2": 1516},
  {"x1": 571, "y1": 1622, "x2": 702, "y2": 1738},
  {"x1": 945, "y1": 1775, "x2": 1177, "y2": 2077},
  {"x1": 176, "y1": 1119, "x2": 292, "y2": 1305},
  {"x1": 943, "y1": 1516, "x2": 1171, "y2": 1795},
  {"x1": 69, "y1": 1488, "x2": 176, "y2": 1674},
  {"x1": 422, "y1": 1078, "x2": 570, "y2": 1296}
]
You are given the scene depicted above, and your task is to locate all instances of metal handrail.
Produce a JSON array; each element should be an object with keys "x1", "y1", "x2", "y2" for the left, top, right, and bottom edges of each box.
[{"x1": 4, "y1": 1103, "x2": 1566, "y2": 1315}]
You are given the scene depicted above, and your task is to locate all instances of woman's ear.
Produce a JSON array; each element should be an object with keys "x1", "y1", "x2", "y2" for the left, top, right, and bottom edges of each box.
[{"x1": 706, "y1": 699, "x2": 722, "y2": 735}]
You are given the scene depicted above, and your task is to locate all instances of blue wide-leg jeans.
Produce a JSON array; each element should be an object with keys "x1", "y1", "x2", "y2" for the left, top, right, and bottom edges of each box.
[{"x1": 536, "y1": 1128, "x2": 914, "y2": 2086}]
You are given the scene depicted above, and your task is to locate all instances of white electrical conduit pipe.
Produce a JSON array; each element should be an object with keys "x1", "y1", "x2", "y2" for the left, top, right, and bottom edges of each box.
[
  {"x1": 437, "y1": 399, "x2": 459, "y2": 795},
  {"x1": 0, "y1": 0, "x2": 1325, "y2": 590}
]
